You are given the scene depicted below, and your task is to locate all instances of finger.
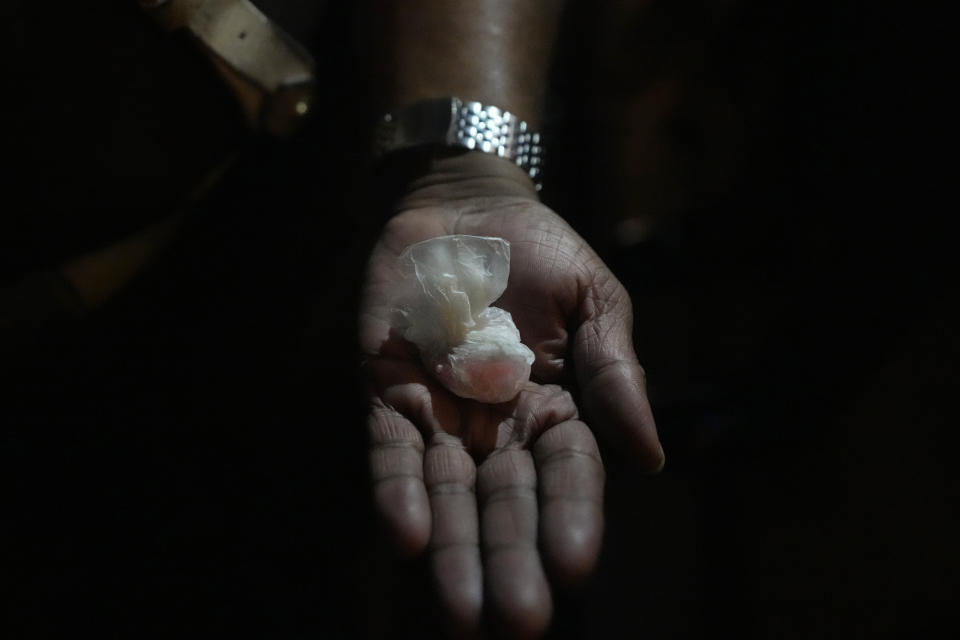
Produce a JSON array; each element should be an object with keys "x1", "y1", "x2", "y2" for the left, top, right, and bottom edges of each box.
[
  {"x1": 499, "y1": 384, "x2": 579, "y2": 447},
  {"x1": 478, "y1": 447, "x2": 552, "y2": 639},
  {"x1": 367, "y1": 400, "x2": 430, "y2": 555},
  {"x1": 424, "y1": 433, "x2": 483, "y2": 632},
  {"x1": 372, "y1": 358, "x2": 462, "y2": 438},
  {"x1": 533, "y1": 420, "x2": 605, "y2": 585},
  {"x1": 574, "y1": 277, "x2": 664, "y2": 472}
]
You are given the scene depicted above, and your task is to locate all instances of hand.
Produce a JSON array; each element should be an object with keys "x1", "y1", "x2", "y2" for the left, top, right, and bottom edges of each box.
[{"x1": 359, "y1": 153, "x2": 663, "y2": 637}]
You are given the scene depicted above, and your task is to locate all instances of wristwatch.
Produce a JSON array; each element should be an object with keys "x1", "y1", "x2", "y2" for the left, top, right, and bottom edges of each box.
[{"x1": 374, "y1": 97, "x2": 543, "y2": 190}]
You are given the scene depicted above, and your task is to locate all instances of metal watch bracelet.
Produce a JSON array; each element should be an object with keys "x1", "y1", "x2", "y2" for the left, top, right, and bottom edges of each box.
[{"x1": 374, "y1": 97, "x2": 543, "y2": 190}]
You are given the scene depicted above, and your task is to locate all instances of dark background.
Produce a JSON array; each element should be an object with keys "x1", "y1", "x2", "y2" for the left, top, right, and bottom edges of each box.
[{"x1": 2, "y1": 1, "x2": 954, "y2": 637}]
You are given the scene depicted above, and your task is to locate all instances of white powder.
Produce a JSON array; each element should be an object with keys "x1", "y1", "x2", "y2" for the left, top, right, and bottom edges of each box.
[{"x1": 395, "y1": 235, "x2": 535, "y2": 403}]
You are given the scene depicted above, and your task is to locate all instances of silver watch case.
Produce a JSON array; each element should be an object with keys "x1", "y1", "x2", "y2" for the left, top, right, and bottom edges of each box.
[{"x1": 375, "y1": 97, "x2": 542, "y2": 190}]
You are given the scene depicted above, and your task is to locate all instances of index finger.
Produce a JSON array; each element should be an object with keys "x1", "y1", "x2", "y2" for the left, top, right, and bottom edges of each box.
[{"x1": 533, "y1": 419, "x2": 605, "y2": 585}]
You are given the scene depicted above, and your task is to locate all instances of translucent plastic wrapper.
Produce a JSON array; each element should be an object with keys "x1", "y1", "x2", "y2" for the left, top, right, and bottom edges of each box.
[{"x1": 395, "y1": 235, "x2": 535, "y2": 403}]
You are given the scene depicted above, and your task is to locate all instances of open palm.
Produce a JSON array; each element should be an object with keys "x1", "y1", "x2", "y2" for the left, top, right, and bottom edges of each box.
[{"x1": 360, "y1": 193, "x2": 662, "y2": 637}]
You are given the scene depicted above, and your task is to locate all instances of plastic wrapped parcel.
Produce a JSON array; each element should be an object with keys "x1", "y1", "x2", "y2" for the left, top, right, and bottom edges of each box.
[{"x1": 395, "y1": 235, "x2": 535, "y2": 403}]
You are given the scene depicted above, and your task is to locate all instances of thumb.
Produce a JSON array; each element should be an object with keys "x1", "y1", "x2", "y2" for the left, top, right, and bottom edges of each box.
[{"x1": 573, "y1": 273, "x2": 664, "y2": 472}]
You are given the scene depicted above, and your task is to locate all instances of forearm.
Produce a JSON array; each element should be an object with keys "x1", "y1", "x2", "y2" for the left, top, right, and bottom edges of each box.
[{"x1": 368, "y1": 0, "x2": 563, "y2": 127}]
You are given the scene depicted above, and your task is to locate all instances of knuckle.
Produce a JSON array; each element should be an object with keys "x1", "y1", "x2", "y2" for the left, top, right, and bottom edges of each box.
[
  {"x1": 424, "y1": 438, "x2": 475, "y2": 487},
  {"x1": 477, "y1": 448, "x2": 535, "y2": 499}
]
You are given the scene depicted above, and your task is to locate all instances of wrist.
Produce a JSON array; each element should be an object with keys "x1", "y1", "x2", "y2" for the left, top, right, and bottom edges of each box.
[
  {"x1": 409, "y1": 149, "x2": 540, "y2": 200},
  {"x1": 372, "y1": 95, "x2": 544, "y2": 205},
  {"x1": 376, "y1": 149, "x2": 541, "y2": 212}
]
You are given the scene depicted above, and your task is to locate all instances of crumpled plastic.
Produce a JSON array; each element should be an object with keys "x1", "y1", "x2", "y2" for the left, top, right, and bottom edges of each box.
[{"x1": 395, "y1": 235, "x2": 535, "y2": 403}]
